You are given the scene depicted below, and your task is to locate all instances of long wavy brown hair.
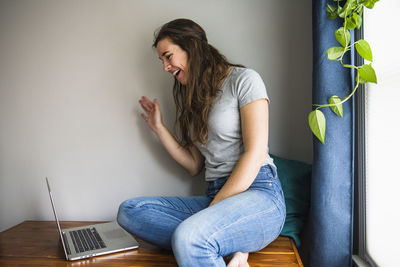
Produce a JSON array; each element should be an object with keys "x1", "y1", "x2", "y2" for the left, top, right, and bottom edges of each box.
[{"x1": 153, "y1": 18, "x2": 243, "y2": 148}]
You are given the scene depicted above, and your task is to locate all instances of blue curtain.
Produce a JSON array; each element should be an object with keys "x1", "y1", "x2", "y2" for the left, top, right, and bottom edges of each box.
[{"x1": 309, "y1": 0, "x2": 354, "y2": 266}]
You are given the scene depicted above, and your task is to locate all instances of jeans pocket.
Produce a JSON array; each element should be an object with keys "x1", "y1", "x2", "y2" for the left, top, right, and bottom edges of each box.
[
  {"x1": 251, "y1": 165, "x2": 277, "y2": 187},
  {"x1": 258, "y1": 165, "x2": 278, "y2": 179},
  {"x1": 252, "y1": 166, "x2": 286, "y2": 209}
]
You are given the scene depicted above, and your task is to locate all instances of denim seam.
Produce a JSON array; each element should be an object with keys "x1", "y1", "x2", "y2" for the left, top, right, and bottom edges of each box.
[
  {"x1": 137, "y1": 207, "x2": 185, "y2": 224},
  {"x1": 204, "y1": 204, "x2": 278, "y2": 256},
  {"x1": 176, "y1": 197, "x2": 195, "y2": 213},
  {"x1": 271, "y1": 184, "x2": 286, "y2": 209},
  {"x1": 205, "y1": 250, "x2": 221, "y2": 266},
  {"x1": 136, "y1": 203, "x2": 194, "y2": 216},
  {"x1": 249, "y1": 187, "x2": 285, "y2": 210},
  {"x1": 160, "y1": 197, "x2": 191, "y2": 213}
]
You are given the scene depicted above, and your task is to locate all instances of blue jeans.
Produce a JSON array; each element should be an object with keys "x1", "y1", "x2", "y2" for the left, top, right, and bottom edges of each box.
[{"x1": 117, "y1": 165, "x2": 286, "y2": 267}]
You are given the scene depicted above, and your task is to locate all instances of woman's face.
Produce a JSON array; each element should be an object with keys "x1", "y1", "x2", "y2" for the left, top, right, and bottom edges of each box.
[{"x1": 156, "y1": 38, "x2": 188, "y2": 85}]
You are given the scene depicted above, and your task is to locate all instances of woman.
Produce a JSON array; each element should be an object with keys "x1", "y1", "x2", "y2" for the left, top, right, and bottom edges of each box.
[{"x1": 117, "y1": 18, "x2": 286, "y2": 267}]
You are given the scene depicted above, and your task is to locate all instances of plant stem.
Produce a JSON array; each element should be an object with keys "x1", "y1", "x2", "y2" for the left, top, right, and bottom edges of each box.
[
  {"x1": 314, "y1": 73, "x2": 360, "y2": 109},
  {"x1": 314, "y1": 3, "x2": 361, "y2": 110}
]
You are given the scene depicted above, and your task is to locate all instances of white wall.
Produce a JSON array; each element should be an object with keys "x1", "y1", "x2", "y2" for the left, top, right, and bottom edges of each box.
[{"x1": 0, "y1": 0, "x2": 312, "y2": 231}]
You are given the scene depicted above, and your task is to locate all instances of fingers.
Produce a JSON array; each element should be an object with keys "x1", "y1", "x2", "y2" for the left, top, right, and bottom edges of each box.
[
  {"x1": 139, "y1": 96, "x2": 154, "y2": 114},
  {"x1": 153, "y1": 98, "x2": 160, "y2": 112},
  {"x1": 141, "y1": 96, "x2": 152, "y2": 104},
  {"x1": 139, "y1": 96, "x2": 152, "y2": 108},
  {"x1": 139, "y1": 97, "x2": 162, "y2": 126}
]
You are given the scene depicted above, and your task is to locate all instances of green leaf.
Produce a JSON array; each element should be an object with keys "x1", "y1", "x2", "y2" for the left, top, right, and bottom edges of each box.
[
  {"x1": 357, "y1": 71, "x2": 368, "y2": 84},
  {"x1": 338, "y1": 7, "x2": 349, "y2": 18},
  {"x1": 356, "y1": 5, "x2": 364, "y2": 16},
  {"x1": 346, "y1": 19, "x2": 357, "y2": 30},
  {"x1": 364, "y1": 0, "x2": 379, "y2": 9},
  {"x1": 327, "y1": 47, "x2": 345, "y2": 60},
  {"x1": 339, "y1": 0, "x2": 357, "y2": 17},
  {"x1": 358, "y1": 64, "x2": 377, "y2": 83},
  {"x1": 355, "y1": 39, "x2": 373, "y2": 61},
  {"x1": 356, "y1": 13, "x2": 362, "y2": 28},
  {"x1": 326, "y1": 4, "x2": 337, "y2": 19},
  {"x1": 337, "y1": 5, "x2": 344, "y2": 17},
  {"x1": 356, "y1": 3, "x2": 362, "y2": 9},
  {"x1": 345, "y1": 12, "x2": 358, "y2": 30},
  {"x1": 308, "y1": 110, "x2": 326, "y2": 144},
  {"x1": 328, "y1": 96, "x2": 344, "y2": 117},
  {"x1": 335, "y1": 27, "x2": 351, "y2": 47},
  {"x1": 348, "y1": 0, "x2": 358, "y2": 8}
]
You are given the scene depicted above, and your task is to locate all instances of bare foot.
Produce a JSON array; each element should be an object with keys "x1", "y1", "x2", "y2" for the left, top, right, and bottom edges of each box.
[{"x1": 226, "y1": 252, "x2": 250, "y2": 267}]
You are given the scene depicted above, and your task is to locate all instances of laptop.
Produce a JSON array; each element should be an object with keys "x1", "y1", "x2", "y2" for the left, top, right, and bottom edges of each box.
[{"x1": 46, "y1": 177, "x2": 139, "y2": 261}]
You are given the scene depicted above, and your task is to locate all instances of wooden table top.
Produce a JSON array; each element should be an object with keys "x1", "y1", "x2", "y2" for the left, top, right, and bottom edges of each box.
[{"x1": 0, "y1": 221, "x2": 302, "y2": 266}]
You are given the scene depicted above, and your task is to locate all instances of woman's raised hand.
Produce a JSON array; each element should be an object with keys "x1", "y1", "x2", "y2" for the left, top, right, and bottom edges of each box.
[{"x1": 139, "y1": 96, "x2": 164, "y2": 134}]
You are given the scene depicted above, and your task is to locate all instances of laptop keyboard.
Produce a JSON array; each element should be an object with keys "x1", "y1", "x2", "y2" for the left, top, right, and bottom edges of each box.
[
  {"x1": 62, "y1": 232, "x2": 71, "y2": 255},
  {"x1": 69, "y1": 227, "x2": 107, "y2": 253}
]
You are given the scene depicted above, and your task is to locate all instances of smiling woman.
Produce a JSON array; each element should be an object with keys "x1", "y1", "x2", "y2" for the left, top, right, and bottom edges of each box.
[
  {"x1": 156, "y1": 39, "x2": 188, "y2": 84},
  {"x1": 151, "y1": 19, "x2": 245, "y2": 148},
  {"x1": 117, "y1": 18, "x2": 286, "y2": 267}
]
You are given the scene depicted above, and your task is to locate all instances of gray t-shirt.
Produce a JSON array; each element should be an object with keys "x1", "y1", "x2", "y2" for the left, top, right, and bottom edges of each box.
[{"x1": 196, "y1": 67, "x2": 274, "y2": 181}]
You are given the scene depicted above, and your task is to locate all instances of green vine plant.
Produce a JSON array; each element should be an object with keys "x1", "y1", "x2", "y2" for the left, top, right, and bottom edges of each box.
[{"x1": 308, "y1": 0, "x2": 379, "y2": 144}]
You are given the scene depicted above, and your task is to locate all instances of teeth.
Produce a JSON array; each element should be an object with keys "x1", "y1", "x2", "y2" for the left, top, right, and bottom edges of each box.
[{"x1": 173, "y1": 69, "x2": 180, "y2": 76}]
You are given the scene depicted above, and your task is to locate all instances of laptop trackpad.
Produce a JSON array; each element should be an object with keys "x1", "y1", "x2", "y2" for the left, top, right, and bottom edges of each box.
[{"x1": 103, "y1": 229, "x2": 128, "y2": 239}]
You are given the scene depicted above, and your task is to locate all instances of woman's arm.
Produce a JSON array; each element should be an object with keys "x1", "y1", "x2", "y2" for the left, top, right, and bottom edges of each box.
[
  {"x1": 209, "y1": 98, "x2": 269, "y2": 206},
  {"x1": 154, "y1": 124, "x2": 204, "y2": 176},
  {"x1": 139, "y1": 96, "x2": 204, "y2": 176}
]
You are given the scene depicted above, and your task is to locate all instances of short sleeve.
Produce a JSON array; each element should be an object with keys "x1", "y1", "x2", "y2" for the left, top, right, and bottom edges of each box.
[{"x1": 236, "y1": 69, "x2": 269, "y2": 108}]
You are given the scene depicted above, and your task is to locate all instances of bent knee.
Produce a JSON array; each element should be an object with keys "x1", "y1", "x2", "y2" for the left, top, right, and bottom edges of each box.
[
  {"x1": 118, "y1": 197, "x2": 154, "y2": 213},
  {"x1": 172, "y1": 221, "x2": 193, "y2": 248},
  {"x1": 117, "y1": 197, "x2": 148, "y2": 228},
  {"x1": 172, "y1": 219, "x2": 218, "y2": 255}
]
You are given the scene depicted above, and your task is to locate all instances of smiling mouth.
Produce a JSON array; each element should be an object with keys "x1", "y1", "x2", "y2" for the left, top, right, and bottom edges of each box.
[{"x1": 173, "y1": 69, "x2": 180, "y2": 76}]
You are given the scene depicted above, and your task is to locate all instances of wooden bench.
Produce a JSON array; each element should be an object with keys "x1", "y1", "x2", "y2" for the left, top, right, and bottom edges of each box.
[{"x1": 0, "y1": 221, "x2": 303, "y2": 266}]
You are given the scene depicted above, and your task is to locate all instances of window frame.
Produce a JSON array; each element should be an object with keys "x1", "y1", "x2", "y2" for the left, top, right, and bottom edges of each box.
[{"x1": 352, "y1": 22, "x2": 377, "y2": 267}]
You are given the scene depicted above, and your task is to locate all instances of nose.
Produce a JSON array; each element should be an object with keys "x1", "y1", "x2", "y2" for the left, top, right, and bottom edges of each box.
[{"x1": 163, "y1": 61, "x2": 171, "y2": 72}]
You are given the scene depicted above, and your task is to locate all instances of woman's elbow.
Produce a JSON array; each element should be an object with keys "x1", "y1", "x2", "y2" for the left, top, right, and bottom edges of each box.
[
  {"x1": 247, "y1": 148, "x2": 268, "y2": 167},
  {"x1": 188, "y1": 169, "x2": 199, "y2": 177},
  {"x1": 188, "y1": 167, "x2": 201, "y2": 176},
  {"x1": 187, "y1": 162, "x2": 204, "y2": 176}
]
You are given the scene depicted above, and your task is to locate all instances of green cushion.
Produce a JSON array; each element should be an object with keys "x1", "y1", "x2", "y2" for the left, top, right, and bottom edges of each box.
[{"x1": 271, "y1": 154, "x2": 312, "y2": 247}]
